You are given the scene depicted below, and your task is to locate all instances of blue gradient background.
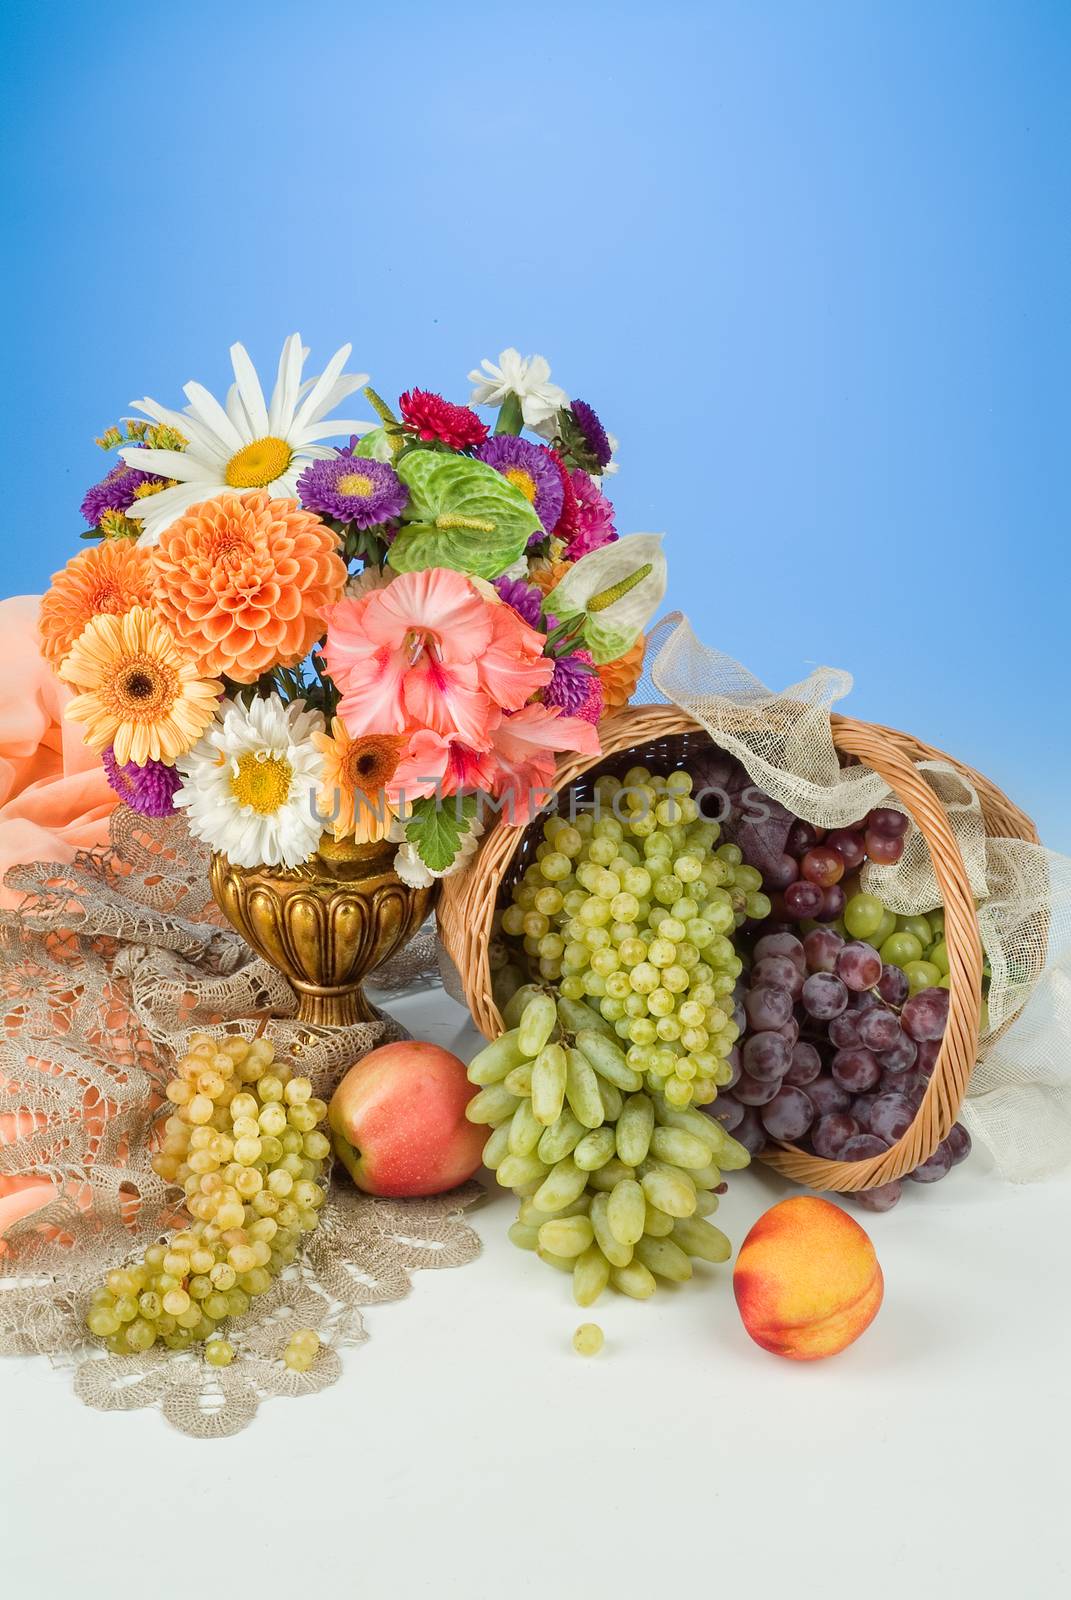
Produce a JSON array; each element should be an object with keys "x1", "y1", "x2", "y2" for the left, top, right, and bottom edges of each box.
[{"x1": 2, "y1": 0, "x2": 1068, "y2": 846}]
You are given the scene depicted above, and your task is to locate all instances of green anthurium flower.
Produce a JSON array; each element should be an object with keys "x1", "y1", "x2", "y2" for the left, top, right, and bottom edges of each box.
[
  {"x1": 353, "y1": 427, "x2": 394, "y2": 463},
  {"x1": 544, "y1": 534, "x2": 667, "y2": 663},
  {"x1": 387, "y1": 452, "x2": 541, "y2": 580}
]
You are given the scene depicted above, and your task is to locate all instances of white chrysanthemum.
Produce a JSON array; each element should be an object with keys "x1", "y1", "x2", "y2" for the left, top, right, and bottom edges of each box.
[
  {"x1": 468, "y1": 348, "x2": 569, "y2": 432},
  {"x1": 120, "y1": 334, "x2": 373, "y2": 544},
  {"x1": 175, "y1": 694, "x2": 326, "y2": 869}
]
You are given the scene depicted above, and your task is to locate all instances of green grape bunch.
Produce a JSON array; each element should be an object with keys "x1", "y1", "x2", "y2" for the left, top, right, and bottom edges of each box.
[
  {"x1": 84, "y1": 1032, "x2": 330, "y2": 1358},
  {"x1": 466, "y1": 991, "x2": 751, "y2": 1305},
  {"x1": 498, "y1": 766, "x2": 769, "y2": 1110}
]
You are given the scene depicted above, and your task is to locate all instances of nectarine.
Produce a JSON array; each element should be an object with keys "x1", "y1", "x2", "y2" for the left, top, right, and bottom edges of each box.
[
  {"x1": 733, "y1": 1195, "x2": 883, "y2": 1360},
  {"x1": 329, "y1": 1041, "x2": 486, "y2": 1198}
]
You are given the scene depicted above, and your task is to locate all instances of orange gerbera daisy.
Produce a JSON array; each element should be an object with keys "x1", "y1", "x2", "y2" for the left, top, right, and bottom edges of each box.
[
  {"x1": 59, "y1": 607, "x2": 222, "y2": 765},
  {"x1": 38, "y1": 540, "x2": 156, "y2": 669},
  {"x1": 313, "y1": 719, "x2": 405, "y2": 843},
  {"x1": 597, "y1": 636, "x2": 646, "y2": 712},
  {"x1": 152, "y1": 491, "x2": 347, "y2": 683}
]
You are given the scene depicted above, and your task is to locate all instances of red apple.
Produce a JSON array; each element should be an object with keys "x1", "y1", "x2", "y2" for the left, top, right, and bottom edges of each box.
[{"x1": 328, "y1": 1041, "x2": 486, "y2": 1197}]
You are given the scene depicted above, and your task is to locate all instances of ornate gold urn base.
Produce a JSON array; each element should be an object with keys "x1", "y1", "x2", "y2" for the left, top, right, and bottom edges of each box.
[{"x1": 210, "y1": 837, "x2": 437, "y2": 1027}]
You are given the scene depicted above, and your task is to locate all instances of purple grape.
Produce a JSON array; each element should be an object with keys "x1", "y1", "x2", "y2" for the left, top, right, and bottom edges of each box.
[
  {"x1": 784, "y1": 880, "x2": 824, "y2": 919},
  {"x1": 807, "y1": 1077, "x2": 851, "y2": 1116},
  {"x1": 878, "y1": 1031, "x2": 917, "y2": 1074},
  {"x1": 801, "y1": 972, "x2": 849, "y2": 1021},
  {"x1": 867, "y1": 806, "x2": 909, "y2": 839},
  {"x1": 774, "y1": 1018, "x2": 800, "y2": 1047},
  {"x1": 734, "y1": 1070, "x2": 782, "y2": 1106},
  {"x1": 831, "y1": 1048, "x2": 881, "y2": 1093},
  {"x1": 706, "y1": 1094, "x2": 744, "y2": 1132},
  {"x1": 895, "y1": 1070, "x2": 929, "y2": 1107},
  {"x1": 909, "y1": 1144, "x2": 952, "y2": 1183},
  {"x1": 915, "y1": 1037, "x2": 941, "y2": 1076},
  {"x1": 802, "y1": 927, "x2": 845, "y2": 974},
  {"x1": 851, "y1": 1094, "x2": 878, "y2": 1132},
  {"x1": 731, "y1": 1000, "x2": 747, "y2": 1034},
  {"x1": 828, "y1": 1012, "x2": 862, "y2": 1050},
  {"x1": 839, "y1": 1133, "x2": 891, "y2": 1162},
  {"x1": 857, "y1": 1008, "x2": 902, "y2": 1053},
  {"x1": 744, "y1": 985, "x2": 794, "y2": 1031},
  {"x1": 901, "y1": 988, "x2": 949, "y2": 1042},
  {"x1": 753, "y1": 954, "x2": 805, "y2": 1000},
  {"x1": 944, "y1": 1122, "x2": 972, "y2": 1165},
  {"x1": 876, "y1": 963, "x2": 909, "y2": 1006},
  {"x1": 741, "y1": 1031, "x2": 792, "y2": 1082},
  {"x1": 836, "y1": 941, "x2": 883, "y2": 991},
  {"x1": 753, "y1": 932, "x2": 806, "y2": 972},
  {"x1": 763, "y1": 853, "x2": 799, "y2": 891},
  {"x1": 826, "y1": 828, "x2": 866, "y2": 871},
  {"x1": 868, "y1": 1093, "x2": 916, "y2": 1143},
  {"x1": 787, "y1": 820, "x2": 819, "y2": 857},
  {"x1": 811, "y1": 1113, "x2": 861, "y2": 1158},
  {"x1": 761, "y1": 1086, "x2": 815, "y2": 1142},
  {"x1": 816, "y1": 885, "x2": 847, "y2": 923},
  {"x1": 733, "y1": 1105, "x2": 768, "y2": 1155},
  {"x1": 853, "y1": 1181, "x2": 903, "y2": 1212},
  {"x1": 848, "y1": 988, "x2": 880, "y2": 1012},
  {"x1": 785, "y1": 1041, "x2": 822, "y2": 1086},
  {"x1": 724, "y1": 1045, "x2": 742, "y2": 1089}
]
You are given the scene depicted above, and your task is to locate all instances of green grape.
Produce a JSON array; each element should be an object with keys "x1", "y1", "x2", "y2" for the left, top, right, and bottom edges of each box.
[
  {"x1": 844, "y1": 892, "x2": 885, "y2": 940},
  {"x1": 880, "y1": 931, "x2": 924, "y2": 967}
]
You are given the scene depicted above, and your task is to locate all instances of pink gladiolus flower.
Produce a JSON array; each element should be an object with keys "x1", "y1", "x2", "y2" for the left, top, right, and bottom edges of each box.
[
  {"x1": 388, "y1": 728, "x2": 497, "y2": 802},
  {"x1": 488, "y1": 704, "x2": 601, "y2": 824},
  {"x1": 324, "y1": 568, "x2": 496, "y2": 747},
  {"x1": 476, "y1": 600, "x2": 554, "y2": 710}
]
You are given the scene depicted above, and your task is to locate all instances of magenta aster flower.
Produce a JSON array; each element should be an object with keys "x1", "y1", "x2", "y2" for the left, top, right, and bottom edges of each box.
[
  {"x1": 102, "y1": 747, "x2": 182, "y2": 817},
  {"x1": 81, "y1": 464, "x2": 167, "y2": 528},
  {"x1": 565, "y1": 471, "x2": 618, "y2": 559},
  {"x1": 475, "y1": 436, "x2": 564, "y2": 534},
  {"x1": 544, "y1": 649, "x2": 602, "y2": 723},
  {"x1": 297, "y1": 456, "x2": 408, "y2": 528},
  {"x1": 570, "y1": 400, "x2": 613, "y2": 470}
]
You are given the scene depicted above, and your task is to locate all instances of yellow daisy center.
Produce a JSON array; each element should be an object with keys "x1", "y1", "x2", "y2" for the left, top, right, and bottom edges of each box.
[
  {"x1": 230, "y1": 751, "x2": 293, "y2": 815},
  {"x1": 335, "y1": 471, "x2": 375, "y2": 498},
  {"x1": 504, "y1": 466, "x2": 537, "y2": 504},
  {"x1": 102, "y1": 655, "x2": 178, "y2": 721},
  {"x1": 224, "y1": 436, "x2": 293, "y2": 489}
]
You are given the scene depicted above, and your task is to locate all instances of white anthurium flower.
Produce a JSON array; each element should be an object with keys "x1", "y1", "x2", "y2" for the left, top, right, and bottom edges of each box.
[
  {"x1": 174, "y1": 694, "x2": 326, "y2": 869},
  {"x1": 468, "y1": 348, "x2": 569, "y2": 431},
  {"x1": 119, "y1": 334, "x2": 374, "y2": 544},
  {"x1": 544, "y1": 534, "x2": 667, "y2": 664}
]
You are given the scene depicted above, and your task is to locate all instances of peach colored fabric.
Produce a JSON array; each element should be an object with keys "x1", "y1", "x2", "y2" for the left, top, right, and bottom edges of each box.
[{"x1": 0, "y1": 595, "x2": 116, "y2": 1240}]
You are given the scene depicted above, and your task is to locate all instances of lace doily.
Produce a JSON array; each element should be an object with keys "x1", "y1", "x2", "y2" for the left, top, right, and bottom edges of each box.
[{"x1": 0, "y1": 808, "x2": 481, "y2": 1438}]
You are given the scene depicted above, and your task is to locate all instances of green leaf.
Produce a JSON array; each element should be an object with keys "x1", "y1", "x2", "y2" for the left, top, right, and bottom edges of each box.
[
  {"x1": 405, "y1": 795, "x2": 478, "y2": 872},
  {"x1": 389, "y1": 453, "x2": 540, "y2": 580},
  {"x1": 493, "y1": 392, "x2": 524, "y2": 435}
]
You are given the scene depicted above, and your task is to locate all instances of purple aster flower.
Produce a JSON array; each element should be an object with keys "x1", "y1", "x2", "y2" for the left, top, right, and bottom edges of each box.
[
  {"x1": 493, "y1": 576, "x2": 551, "y2": 631},
  {"x1": 80, "y1": 464, "x2": 167, "y2": 528},
  {"x1": 544, "y1": 649, "x2": 601, "y2": 720},
  {"x1": 475, "y1": 436, "x2": 564, "y2": 533},
  {"x1": 296, "y1": 456, "x2": 408, "y2": 529},
  {"x1": 102, "y1": 748, "x2": 182, "y2": 818},
  {"x1": 569, "y1": 400, "x2": 613, "y2": 470}
]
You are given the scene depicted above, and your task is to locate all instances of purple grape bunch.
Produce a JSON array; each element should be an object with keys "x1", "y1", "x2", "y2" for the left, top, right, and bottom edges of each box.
[{"x1": 706, "y1": 927, "x2": 971, "y2": 1210}]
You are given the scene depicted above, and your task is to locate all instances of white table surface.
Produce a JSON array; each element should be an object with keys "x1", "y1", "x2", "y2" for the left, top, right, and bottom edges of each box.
[{"x1": 2, "y1": 985, "x2": 1068, "y2": 1600}]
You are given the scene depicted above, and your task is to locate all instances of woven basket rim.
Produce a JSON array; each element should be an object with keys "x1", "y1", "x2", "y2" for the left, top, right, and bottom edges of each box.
[{"x1": 438, "y1": 704, "x2": 1039, "y2": 1192}]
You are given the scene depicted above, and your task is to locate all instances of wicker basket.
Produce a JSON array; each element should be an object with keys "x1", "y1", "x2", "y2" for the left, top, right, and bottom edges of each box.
[{"x1": 438, "y1": 705, "x2": 1040, "y2": 1192}]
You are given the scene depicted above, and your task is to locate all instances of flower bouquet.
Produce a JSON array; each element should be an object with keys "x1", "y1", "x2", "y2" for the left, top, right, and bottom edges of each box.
[{"x1": 39, "y1": 335, "x2": 666, "y2": 1014}]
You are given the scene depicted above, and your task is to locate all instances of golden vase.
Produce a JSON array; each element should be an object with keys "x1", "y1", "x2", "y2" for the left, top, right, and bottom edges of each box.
[{"x1": 209, "y1": 836, "x2": 437, "y2": 1027}]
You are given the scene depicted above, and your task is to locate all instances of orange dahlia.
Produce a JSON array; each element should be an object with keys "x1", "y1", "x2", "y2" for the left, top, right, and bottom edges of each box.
[
  {"x1": 312, "y1": 718, "x2": 405, "y2": 844},
  {"x1": 59, "y1": 607, "x2": 222, "y2": 765},
  {"x1": 529, "y1": 558, "x2": 572, "y2": 597},
  {"x1": 152, "y1": 491, "x2": 347, "y2": 683},
  {"x1": 38, "y1": 540, "x2": 156, "y2": 669},
  {"x1": 597, "y1": 637, "x2": 646, "y2": 712}
]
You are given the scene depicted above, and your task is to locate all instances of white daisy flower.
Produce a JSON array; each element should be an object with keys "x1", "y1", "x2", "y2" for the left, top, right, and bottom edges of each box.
[
  {"x1": 119, "y1": 334, "x2": 374, "y2": 544},
  {"x1": 468, "y1": 348, "x2": 569, "y2": 433},
  {"x1": 175, "y1": 694, "x2": 326, "y2": 869}
]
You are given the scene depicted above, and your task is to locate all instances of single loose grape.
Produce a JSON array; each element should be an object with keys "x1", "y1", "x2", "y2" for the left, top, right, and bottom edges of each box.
[
  {"x1": 205, "y1": 1339, "x2": 234, "y2": 1367},
  {"x1": 572, "y1": 1322, "x2": 605, "y2": 1357}
]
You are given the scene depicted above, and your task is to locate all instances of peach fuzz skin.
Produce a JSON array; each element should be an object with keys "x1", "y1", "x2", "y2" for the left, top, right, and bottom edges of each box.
[
  {"x1": 328, "y1": 1041, "x2": 486, "y2": 1198},
  {"x1": 732, "y1": 1195, "x2": 884, "y2": 1361}
]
